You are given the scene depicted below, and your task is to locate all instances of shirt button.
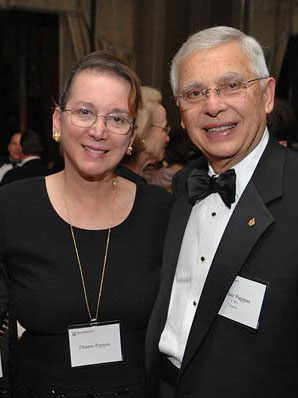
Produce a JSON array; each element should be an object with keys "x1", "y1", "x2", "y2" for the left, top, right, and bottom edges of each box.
[
  {"x1": 193, "y1": 301, "x2": 197, "y2": 306},
  {"x1": 201, "y1": 256, "x2": 205, "y2": 262},
  {"x1": 212, "y1": 212, "x2": 216, "y2": 217}
]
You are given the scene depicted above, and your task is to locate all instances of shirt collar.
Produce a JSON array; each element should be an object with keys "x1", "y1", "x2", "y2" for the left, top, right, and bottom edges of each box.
[
  {"x1": 208, "y1": 127, "x2": 269, "y2": 200},
  {"x1": 19, "y1": 155, "x2": 41, "y2": 166}
]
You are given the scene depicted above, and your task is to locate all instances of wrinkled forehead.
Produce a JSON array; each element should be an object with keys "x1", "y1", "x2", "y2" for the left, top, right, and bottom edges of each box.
[{"x1": 178, "y1": 42, "x2": 253, "y2": 90}]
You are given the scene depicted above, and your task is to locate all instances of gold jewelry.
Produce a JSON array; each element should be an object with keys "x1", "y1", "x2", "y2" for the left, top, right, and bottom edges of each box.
[
  {"x1": 53, "y1": 130, "x2": 61, "y2": 142},
  {"x1": 141, "y1": 137, "x2": 146, "y2": 144},
  {"x1": 127, "y1": 144, "x2": 133, "y2": 156},
  {"x1": 64, "y1": 178, "x2": 117, "y2": 322}
]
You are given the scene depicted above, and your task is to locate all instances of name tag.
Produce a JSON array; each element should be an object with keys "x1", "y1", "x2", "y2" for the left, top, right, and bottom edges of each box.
[
  {"x1": 218, "y1": 276, "x2": 267, "y2": 329},
  {"x1": 68, "y1": 321, "x2": 123, "y2": 368}
]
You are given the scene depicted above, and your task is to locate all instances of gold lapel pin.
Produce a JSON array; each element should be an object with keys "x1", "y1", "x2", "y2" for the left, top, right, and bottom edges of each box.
[{"x1": 248, "y1": 217, "x2": 256, "y2": 227}]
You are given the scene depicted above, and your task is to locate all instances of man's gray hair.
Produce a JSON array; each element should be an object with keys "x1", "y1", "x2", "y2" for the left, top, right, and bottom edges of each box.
[{"x1": 170, "y1": 26, "x2": 269, "y2": 96}]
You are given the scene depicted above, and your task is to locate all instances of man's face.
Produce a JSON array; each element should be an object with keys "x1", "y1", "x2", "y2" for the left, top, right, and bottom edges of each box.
[
  {"x1": 177, "y1": 41, "x2": 275, "y2": 173},
  {"x1": 8, "y1": 133, "x2": 22, "y2": 161}
]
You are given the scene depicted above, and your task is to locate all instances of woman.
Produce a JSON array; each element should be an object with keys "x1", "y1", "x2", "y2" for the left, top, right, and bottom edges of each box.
[
  {"x1": 0, "y1": 52, "x2": 172, "y2": 397},
  {"x1": 117, "y1": 86, "x2": 170, "y2": 184}
]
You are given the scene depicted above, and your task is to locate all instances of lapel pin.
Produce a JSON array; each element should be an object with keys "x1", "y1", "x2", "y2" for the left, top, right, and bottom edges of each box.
[{"x1": 248, "y1": 218, "x2": 256, "y2": 227}]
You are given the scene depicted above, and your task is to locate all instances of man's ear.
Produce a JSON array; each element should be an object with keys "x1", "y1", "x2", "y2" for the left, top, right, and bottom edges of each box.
[
  {"x1": 180, "y1": 113, "x2": 186, "y2": 129},
  {"x1": 264, "y1": 77, "x2": 276, "y2": 114}
]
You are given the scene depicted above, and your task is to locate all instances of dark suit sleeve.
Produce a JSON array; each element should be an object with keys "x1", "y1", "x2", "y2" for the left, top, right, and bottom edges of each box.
[{"x1": 0, "y1": 169, "x2": 16, "y2": 186}]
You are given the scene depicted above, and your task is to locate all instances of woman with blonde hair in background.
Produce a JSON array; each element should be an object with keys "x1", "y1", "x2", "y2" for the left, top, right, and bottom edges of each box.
[{"x1": 117, "y1": 86, "x2": 170, "y2": 185}]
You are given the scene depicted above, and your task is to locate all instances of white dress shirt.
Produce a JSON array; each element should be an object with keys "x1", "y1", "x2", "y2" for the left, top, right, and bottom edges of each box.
[
  {"x1": 18, "y1": 155, "x2": 41, "y2": 166},
  {"x1": 0, "y1": 163, "x2": 13, "y2": 182},
  {"x1": 159, "y1": 129, "x2": 269, "y2": 369}
]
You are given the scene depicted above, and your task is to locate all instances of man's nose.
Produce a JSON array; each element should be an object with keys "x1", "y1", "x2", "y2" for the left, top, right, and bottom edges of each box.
[{"x1": 202, "y1": 90, "x2": 228, "y2": 116}]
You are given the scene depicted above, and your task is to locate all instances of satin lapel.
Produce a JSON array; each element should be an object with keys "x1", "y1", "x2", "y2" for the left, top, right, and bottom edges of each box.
[
  {"x1": 180, "y1": 138, "x2": 285, "y2": 374},
  {"x1": 146, "y1": 190, "x2": 193, "y2": 369}
]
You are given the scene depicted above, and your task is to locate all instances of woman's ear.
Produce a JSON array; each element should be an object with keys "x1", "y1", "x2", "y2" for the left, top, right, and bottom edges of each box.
[{"x1": 52, "y1": 107, "x2": 62, "y2": 132}]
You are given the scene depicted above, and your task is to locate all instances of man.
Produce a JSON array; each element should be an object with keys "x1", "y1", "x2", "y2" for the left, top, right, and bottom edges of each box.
[
  {"x1": 0, "y1": 132, "x2": 22, "y2": 182},
  {"x1": 146, "y1": 26, "x2": 298, "y2": 397},
  {"x1": 1, "y1": 129, "x2": 45, "y2": 185}
]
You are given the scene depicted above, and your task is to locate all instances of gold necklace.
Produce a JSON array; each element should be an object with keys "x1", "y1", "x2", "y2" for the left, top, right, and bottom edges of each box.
[{"x1": 64, "y1": 177, "x2": 117, "y2": 322}]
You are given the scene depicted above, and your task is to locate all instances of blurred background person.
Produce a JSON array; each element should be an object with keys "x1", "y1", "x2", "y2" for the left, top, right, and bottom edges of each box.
[
  {"x1": 267, "y1": 97, "x2": 298, "y2": 148},
  {"x1": 0, "y1": 131, "x2": 22, "y2": 183},
  {"x1": 117, "y1": 86, "x2": 170, "y2": 185},
  {"x1": 1, "y1": 129, "x2": 45, "y2": 186},
  {"x1": 148, "y1": 128, "x2": 202, "y2": 191},
  {"x1": 0, "y1": 51, "x2": 171, "y2": 398}
]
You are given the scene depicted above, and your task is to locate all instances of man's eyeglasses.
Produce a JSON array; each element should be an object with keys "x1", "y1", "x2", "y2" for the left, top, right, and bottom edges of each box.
[
  {"x1": 63, "y1": 108, "x2": 133, "y2": 135},
  {"x1": 176, "y1": 76, "x2": 269, "y2": 109},
  {"x1": 151, "y1": 125, "x2": 171, "y2": 135}
]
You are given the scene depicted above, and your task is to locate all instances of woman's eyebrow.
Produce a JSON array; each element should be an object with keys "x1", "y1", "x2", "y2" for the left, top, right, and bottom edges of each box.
[
  {"x1": 71, "y1": 101, "x2": 95, "y2": 108},
  {"x1": 110, "y1": 108, "x2": 131, "y2": 116}
]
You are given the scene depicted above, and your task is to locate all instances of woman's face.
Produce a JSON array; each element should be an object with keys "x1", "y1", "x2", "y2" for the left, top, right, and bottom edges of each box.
[
  {"x1": 144, "y1": 104, "x2": 169, "y2": 162},
  {"x1": 53, "y1": 71, "x2": 134, "y2": 180}
]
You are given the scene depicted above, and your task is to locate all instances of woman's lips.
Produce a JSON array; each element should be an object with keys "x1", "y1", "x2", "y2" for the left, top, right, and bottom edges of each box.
[{"x1": 83, "y1": 145, "x2": 109, "y2": 156}]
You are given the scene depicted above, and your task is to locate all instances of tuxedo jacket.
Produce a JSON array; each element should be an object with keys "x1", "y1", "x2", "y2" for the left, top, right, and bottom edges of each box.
[
  {"x1": 0, "y1": 158, "x2": 46, "y2": 186},
  {"x1": 146, "y1": 137, "x2": 298, "y2": 397}
]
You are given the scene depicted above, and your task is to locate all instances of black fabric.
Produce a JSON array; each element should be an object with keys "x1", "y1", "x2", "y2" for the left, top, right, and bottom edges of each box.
[
  {"x1": 0, "y1": 157, "x2": 18, "y2": 169},
  {"x1": 0, "y1": 177, "x2": 172, "y2": 397},
  {"x1": 187, "y1": 167, "x2": 236, "y2": 208},
  {"x1": 116, "y1": 165, "x2": 148, "y2": 185},
  {"x1": 146, "y1": 138, "x2": 298, "y2": 397},
  {"x1": 0, "y1": 159, "x2": 46, "y2": 186}
]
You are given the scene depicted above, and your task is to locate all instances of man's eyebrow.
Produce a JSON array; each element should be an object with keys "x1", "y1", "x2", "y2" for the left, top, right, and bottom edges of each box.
[
  {"x1": 218, "y1": 72, "x2": 246, "y2": 82},
  {"x1": 181, "y1": 81, "x2": 204, "y2": 93},
  {"x1": 181, "y1": 73, "x2": 247, "y2": 93}
]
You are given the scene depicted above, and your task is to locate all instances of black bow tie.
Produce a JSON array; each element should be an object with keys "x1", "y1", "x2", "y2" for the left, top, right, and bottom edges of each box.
[
  {"x1": 10, "y1": 160, "x2": 20, "y2": 168},
  {"x1": 188, "y1": 167, "x2": 236, "y2": 208}
]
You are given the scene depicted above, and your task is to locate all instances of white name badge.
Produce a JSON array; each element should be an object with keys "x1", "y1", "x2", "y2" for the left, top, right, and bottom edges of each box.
[
  {"x1": 0, "y1": 349, "x2": 2, "y2": 378},
  {"x1": 218, "y1": 276, "x2": 267, "y2": 329},
  {"x1": 68, "y1": 321, "x2": 123, "y2": 368}
]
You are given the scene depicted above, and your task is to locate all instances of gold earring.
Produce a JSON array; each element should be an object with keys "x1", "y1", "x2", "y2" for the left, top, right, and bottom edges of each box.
[
  {"x1": 52, "y1": 130, "x2": 61, "y2": 143},
  {"x1": 142, "y1": 137, "x2": 146, "y2": 144},
  {"x1": 127, "y1": 145, "x2": 133, "y2": 156}
]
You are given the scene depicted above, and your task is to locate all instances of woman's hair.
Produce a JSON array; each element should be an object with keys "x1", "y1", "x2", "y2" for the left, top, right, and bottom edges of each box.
[
  {"x1": 123, "y1": 86, "x2": 162, "y2": 164},
  {"x1": 170, "y1": 26, "x2": 269, "y2": 96},
  {"x1": 57, "y1": 50, "x2": 142, "y2": 119},
  {"x1": 164, "y1": 128, "x2": 201, "y2": 166}
]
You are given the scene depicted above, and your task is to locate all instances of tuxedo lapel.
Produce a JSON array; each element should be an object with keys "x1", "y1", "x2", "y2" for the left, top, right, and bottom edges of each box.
[
  {"x1": 180, "y1": 138, "x2": 285, "y2": 375},
  {"x1": 145, "y1": 192, "x2": 193, "y2": 369}
]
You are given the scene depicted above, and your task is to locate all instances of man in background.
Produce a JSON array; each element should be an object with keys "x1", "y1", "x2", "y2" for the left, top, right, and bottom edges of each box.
[
  {"x1": 0, "y1": 132, "x2": 22, "y2": 183},
  {"x1": 1, "y1": 129, "x2": 45, "y2": 185}
]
